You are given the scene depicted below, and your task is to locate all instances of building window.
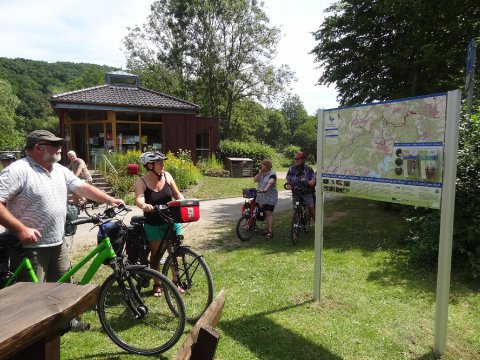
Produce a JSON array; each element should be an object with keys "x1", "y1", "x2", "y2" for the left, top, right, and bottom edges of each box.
[
  {"x1": 117, "y1": 123, "x2": 140, "y2": 152},
  {"x1": 141, "y1": 123, "x2": 163, "y2": 152},
  {"x1": 196, "y1": 128, "x2": 210, "y2": 161},
  {"x1": 116, "y1": 112, "x2": 139, "y2": 121},
  {"x1": 87, "y1": 110, "x2": 108, "y2": 121}
]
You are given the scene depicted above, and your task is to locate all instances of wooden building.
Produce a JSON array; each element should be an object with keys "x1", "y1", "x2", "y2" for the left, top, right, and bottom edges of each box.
[{"x1": 49, "y1": 71, "x2": 219, "y2": 166}]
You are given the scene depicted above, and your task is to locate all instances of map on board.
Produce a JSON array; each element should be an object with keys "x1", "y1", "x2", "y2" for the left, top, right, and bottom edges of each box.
[{"x1": 321, "y1": 93, "x2": 448, "y2": 209}]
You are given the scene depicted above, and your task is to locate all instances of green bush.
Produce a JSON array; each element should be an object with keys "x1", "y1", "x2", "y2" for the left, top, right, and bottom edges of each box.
[
  {"x1": 218, "y1": 140, "x2": 276, "y2": 169},
  {"x1": 164, "y1": 151, "x2": 201, "y2": 190},
  {"x1": 99, "y1": 150, "x2": 200, "y2": 202},
  {"x1": 197, "y1": 153, "x2": 224, "y2": 174},
  {"x1": 283, "y1": 144, "x2": 302, "y2": 160}
]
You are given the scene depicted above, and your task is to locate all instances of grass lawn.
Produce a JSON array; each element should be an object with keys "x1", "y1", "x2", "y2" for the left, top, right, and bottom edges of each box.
[
  {"x1": 60, "y1": 197, "x2": 480, "y2": 359},
  {"x1": 183, "y1": 175, "x2": 287, "y2": 199}
]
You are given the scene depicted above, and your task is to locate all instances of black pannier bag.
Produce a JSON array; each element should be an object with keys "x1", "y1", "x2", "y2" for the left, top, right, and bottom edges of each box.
[
  {"x1": 97, "y1": 220, "x2": 126, "y2": 256},
  {"x1": 125, "y1": 223, "x2": 149, "y2": 264},
  {"x1": 65, "y1": 203, "x2": 79, "y2": 236}
]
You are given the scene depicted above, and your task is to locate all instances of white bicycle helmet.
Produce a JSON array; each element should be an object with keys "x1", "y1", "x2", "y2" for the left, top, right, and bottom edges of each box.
[
  {"x1": 140, "y1": 151, "x2": 168, "y2": 165},
  {"x1": 0, "y1": 153, "x2": 16, "y2": 162}
]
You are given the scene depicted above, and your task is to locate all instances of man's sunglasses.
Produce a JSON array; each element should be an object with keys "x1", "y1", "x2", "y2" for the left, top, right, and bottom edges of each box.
[
  {"x1": 38, "y1": 142, "x2": 62, "y2": 148},
  {"x1": 294, "y1": 158, "x2": 303, "y2": 160}
]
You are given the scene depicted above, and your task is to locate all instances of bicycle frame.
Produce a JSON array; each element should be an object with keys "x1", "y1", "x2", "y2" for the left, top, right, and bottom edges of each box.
[
  {"x1": 3, "y1": 256, "x2": 38, "y2": 287},
  {"x1": 58, "y1": 237, "x2": 116, "y2": 285},
  {"x1": 241, "y1": 197, "x2": 258, "y2": 224}
]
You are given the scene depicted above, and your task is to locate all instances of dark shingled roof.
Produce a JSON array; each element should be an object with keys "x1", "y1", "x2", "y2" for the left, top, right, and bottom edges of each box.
[{"x1": 50, "y1": 85, "x2": 198, "y2": 111}]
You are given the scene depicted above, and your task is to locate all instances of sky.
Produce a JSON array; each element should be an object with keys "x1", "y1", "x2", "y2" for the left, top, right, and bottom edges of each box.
[{"x1": 0, "y1": 0, "x2": 338, "y2": 115}]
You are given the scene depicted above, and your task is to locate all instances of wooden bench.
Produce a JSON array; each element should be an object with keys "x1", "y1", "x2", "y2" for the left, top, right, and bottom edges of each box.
[
  {"x1": 0, "y1": 282, "x2": 99, "y2": 360},
  {"x1": 173, "y1": 289, "x2": 225, "y2": 360}
]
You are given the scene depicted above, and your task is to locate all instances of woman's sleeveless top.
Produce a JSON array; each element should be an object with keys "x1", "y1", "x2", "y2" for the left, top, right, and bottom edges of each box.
[{"x1": 141, "y1": 177, "x2": 173, "y2": 225}]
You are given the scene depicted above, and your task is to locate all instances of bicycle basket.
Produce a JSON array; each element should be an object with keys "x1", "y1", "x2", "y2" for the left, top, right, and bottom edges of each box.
[
  {"x1": 97, "y1": 220, "x2": 126, "y2": 256},
  {"x1": 168, "y1": 199, "x2": 200, "y2": 223},
  {"x1": 243, "y1": 188, "x2": 257, "y2": 198}
]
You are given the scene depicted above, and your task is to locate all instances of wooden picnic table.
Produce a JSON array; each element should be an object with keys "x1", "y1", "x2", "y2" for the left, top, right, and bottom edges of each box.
[{"x1": 0, "y1": 282, "x2": 99, "y2": 360}]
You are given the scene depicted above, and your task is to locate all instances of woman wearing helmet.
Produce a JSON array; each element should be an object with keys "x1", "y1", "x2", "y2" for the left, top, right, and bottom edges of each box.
[{"x1": 135, "y1": 151, "x2": 185, "y2": 296}]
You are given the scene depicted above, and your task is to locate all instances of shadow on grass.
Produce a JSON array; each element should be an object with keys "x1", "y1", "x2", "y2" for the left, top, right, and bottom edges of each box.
[{"x1": 219, "y1": 301, "x2": 343, "y2": 360}]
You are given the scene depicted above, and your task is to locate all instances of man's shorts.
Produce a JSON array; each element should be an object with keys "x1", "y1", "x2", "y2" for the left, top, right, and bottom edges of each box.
[
  {"x1": 260, "y1": 204, "x2": 275, "y2": 212},
  {"x1": 292, "y1": 192, "x2": 315, "y2": 207}
]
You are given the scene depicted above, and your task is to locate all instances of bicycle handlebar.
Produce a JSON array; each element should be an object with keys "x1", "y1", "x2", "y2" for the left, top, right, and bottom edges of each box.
[{"x1": 70, "y1": 204, "x2": 130, "y2": 226}]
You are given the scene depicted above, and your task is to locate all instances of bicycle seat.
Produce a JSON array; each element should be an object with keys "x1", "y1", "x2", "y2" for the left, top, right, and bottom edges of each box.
[
  {"x1": 130, "y1": 215, "x2": 146, "y2": 224},
  {"x1": 0, "y1": 233, "x2": 20, "y2": 248}
]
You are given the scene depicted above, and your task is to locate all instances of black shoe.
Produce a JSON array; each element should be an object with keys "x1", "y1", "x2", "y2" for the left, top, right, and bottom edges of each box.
[{"x1": 69, "y1": 318, "x2": 91, "y2": 332}]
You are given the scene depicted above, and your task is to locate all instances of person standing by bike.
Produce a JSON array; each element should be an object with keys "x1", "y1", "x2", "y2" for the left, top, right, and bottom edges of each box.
[
  {"x1": 67, "y1": 150, "x2": 93, "y2": 205},
  {"x1": 285, "y1": 151, "x2": 316, "y2": 221},
  {"x1": 134, "y1": 151, "x2": 184, "y2": 296},
  {"x1": 254, "y1": 159, "x2": 278, "y2": 239},
  {"x1": 0, "y1": 130, "x2": 124, "y2": 331}
]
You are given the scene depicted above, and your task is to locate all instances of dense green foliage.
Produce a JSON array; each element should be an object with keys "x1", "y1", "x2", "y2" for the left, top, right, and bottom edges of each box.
[
  {"x1": 0, "y1": 57, "x2": 113, "y2": 135},
  {"x1": 99, "y1": 150, "x2": 200, "y2": 203},
  {"x1": 123, "y1": 0, "x2": 294, "y2": 139},
  {"x1": 217, "y1": 140, "x2": 276, "y2": 170},
  {"x1": 311, "y1": 0, "x2": 480, "y2": 105},
  {"x1": 311, "y1": 1, "x2": 480, "y2": 278},
  {"x1": 0, "y1": 79, "x2": 24, "y2": 150}
]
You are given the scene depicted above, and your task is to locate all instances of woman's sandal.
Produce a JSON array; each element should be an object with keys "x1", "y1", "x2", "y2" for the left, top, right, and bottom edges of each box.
[
  {"x1": 152, "y1": 284, "x2": 163, "y2": 297},
  {"x1": 265, "y1": 232, "x2": 273, "y2": 239},
  {"x1": 174, "y1": 281, "x2": 186, "y2": 294}
]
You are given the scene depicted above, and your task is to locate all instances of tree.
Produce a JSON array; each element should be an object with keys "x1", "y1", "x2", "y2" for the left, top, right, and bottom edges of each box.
[
  {"x1": 281, "y1": 94, "x2": 308, "y2": 138},
  {"x1": 311, "y1": 0, "x2": 480, "y2": 105},
  {"x1": 230, "y1": 99, "x2": 266, "y2": 143},
  {"x1": 123, "y1": 0, "x2": 294, "y2": 139},
  {"x1": 292, "y1": 115, "x2": 317, "y2": 160},
  {"x1": 0, "y1": 79, "x2": 24, "y2": 150},
  {"x1": 263, "y1": 109, "x2": 288, "y2": 149}
]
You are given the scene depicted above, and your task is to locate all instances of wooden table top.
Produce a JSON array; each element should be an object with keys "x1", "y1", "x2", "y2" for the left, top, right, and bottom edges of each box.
[{"x1": 0, "y1": 282, "x2": 99, "y2": 360}]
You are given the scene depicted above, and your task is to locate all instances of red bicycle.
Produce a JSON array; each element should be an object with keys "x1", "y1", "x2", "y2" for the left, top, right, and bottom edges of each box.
[{"x1": 235, "y1": 188, "x2": 265, "y2": 241}]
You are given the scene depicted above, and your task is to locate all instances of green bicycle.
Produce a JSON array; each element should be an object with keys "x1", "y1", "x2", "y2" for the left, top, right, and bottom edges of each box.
[{"x1": 0, "y1": 205, "x2": 186, "y2": 356}]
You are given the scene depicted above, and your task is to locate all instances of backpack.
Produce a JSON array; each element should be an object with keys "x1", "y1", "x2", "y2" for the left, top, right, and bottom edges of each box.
[{"x1": 65, "y1": 204, "x2": 79, "y2": 236}]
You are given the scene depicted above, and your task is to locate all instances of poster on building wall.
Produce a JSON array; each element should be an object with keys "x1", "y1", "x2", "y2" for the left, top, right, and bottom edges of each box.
[{"x1": 321, "y1": 93, "x2": 448, "y2": 209}]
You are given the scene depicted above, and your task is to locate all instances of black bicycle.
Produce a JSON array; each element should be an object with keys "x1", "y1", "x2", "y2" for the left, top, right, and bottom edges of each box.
[
  {"x1": 70, "y1": 198, "x2": 107, "y2": 217},
  {"x1": 125, "y1": 200, "x2": 214, "y2": 323},
  {"x1": 290, "y1": 188, "x2": 312, "y2": 245}
]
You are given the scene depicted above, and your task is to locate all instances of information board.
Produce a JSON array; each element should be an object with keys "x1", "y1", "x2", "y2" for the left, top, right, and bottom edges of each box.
[{"x1": 321, "y1": 93, "x2": 448, "y2": 209}]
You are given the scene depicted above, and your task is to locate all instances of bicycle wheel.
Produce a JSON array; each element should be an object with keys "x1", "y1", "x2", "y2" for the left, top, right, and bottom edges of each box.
[
  {"x1": 84, "y1": 201, "x2": 107, "y2": 217},
  {"x1": 163, "y1": 247, "x2": 214, "y2": 323},
  {"x1": 291, "y1": 209, "x2": 301, "y2": 245},
  {"x1": 97, "y1": 266, "x2": 186, "y2": 355},
  {"x1": 236, "y1": 215, "x2": 256, "y2": 241},
  {"x1": 303, "y1": 206, "x2": 311, "y2": 233}
]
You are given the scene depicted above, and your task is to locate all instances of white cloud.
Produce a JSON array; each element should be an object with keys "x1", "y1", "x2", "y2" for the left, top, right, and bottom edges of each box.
[{"x1": 0, "y1": 0, "x2": 338, "y2": 113}]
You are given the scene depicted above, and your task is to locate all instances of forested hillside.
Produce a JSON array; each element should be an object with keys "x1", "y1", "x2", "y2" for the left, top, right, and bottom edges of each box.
[{"x1": 0, "y1": 57, "x2": 115, "y2": 136}]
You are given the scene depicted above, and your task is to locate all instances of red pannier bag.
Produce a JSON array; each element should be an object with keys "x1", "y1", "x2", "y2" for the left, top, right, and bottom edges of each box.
[{"x1": 168, "y1": 199, "x2": 200, "y2": 223}]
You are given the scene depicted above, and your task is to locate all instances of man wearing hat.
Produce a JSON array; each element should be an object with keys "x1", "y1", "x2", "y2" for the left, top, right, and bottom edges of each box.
[{"x1": 0, "y1": 130, "x2": 124, "y2": 330}]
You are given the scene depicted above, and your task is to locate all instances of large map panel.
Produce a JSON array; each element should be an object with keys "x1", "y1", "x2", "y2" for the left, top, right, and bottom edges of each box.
[{"x1": 321, "y1": 93, "x2": 448, "y2": 209}]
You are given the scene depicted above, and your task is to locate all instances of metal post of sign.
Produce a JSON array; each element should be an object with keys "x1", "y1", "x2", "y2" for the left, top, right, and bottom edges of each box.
[
  {"x1": 465, "y1": 39, "x2": 476, "y2": 118},
  {"x1": 314, "y1": 110, "x2": 325, "y2": 301},
  {"x1": 433, "y1": 89, "x2": 461, "y2": 356}
]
